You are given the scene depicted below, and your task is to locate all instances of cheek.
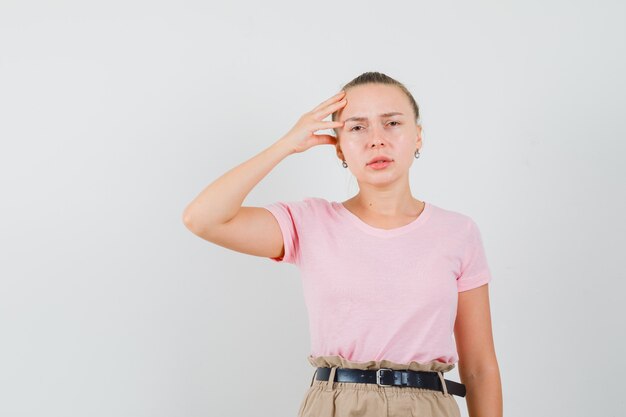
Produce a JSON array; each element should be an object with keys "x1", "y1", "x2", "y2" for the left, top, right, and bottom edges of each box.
[
  {"x1": 396, "y1": 131, "x2": 416, "y2": 146},
  {"x1": 339, "y1": 136, "x2": 359, "y2": 149}
]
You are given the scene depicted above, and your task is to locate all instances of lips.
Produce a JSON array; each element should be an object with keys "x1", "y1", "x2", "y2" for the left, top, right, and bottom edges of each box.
[{"x1": 367, "y1": 155, "x2": 393, "y2": 165}]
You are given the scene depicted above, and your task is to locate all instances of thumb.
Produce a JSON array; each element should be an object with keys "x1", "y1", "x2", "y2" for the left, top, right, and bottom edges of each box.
[{"x1": 313, "y1": 134, "x2": 338, "y2": 146}]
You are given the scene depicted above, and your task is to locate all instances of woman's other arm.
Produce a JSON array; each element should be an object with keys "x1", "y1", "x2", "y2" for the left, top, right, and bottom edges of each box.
[{"x1": 454, "y1": 284, "x2": 503, "y2": 417}]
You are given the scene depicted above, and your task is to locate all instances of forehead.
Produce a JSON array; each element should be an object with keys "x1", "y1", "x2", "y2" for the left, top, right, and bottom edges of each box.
[{"x1": 338, "y1": 83, "x2": 410, "y2": 121}]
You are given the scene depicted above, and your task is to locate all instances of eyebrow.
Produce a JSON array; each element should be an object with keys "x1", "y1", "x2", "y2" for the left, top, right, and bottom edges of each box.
[{"x1": 342, "y1": 112, "x2": 404, "y2": 123}]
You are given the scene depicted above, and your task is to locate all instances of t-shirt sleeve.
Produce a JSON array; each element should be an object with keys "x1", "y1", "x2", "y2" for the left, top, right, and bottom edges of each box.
[
  {"x1": 457, "y1": 218, "x2": 493, "y2": 292},
  {"x1": 262, "y1": 200, "x2": 307, "y2": 265}
]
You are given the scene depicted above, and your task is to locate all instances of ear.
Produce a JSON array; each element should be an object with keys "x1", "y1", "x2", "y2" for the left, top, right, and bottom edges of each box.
[
  {"x1": 336, "y1": 144, "x2": 345, "y2": 161},
  {"x1": 416, "y1": 124, "x2": 423, "y2": 149}
]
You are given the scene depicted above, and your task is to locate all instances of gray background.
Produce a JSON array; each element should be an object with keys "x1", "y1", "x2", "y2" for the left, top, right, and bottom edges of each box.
[{"x1": 1, "y1": 1, "x2": 624, "y2": 416}]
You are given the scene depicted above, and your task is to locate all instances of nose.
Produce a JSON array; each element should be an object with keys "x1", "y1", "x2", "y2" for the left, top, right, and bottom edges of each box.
[
  {"x1": 370, "y1": 139, "x2": 385, "y2": 148},
  {"x1": 367, "y1": 125, "x2": 387, "y2": 148},
  {"x1": 368, "y1": 137, "x2": 386, "y2": 148}
]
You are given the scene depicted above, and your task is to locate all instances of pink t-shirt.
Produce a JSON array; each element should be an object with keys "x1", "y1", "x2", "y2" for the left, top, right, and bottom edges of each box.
[{"x1": 263, "y1": 197, "x2": 492, "y2": 366}]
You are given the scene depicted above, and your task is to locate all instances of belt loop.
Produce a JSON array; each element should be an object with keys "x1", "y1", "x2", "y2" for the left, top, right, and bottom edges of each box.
[
  {"x1": 325, "y1": 366, "x2": 338, "y2": 391},
  {"x1": 310, "y1": 369, "x2": 318, "y2": 387},
  {"x1": 437, "y1": 371, "x2": 449, "y2": 396}
]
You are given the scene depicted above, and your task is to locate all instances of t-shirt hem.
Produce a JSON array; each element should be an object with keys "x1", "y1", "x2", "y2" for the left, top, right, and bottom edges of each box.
[{"x1": 457, "y1": 274, "x2": 491, "y2": 292}]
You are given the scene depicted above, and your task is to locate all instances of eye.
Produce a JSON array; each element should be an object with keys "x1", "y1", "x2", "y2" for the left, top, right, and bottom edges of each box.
[
  {"x1": 388, "y1": 121, "x2": 400, "y2": 126},
  {"x1": 350, "y1": 125, "x2": 364, "y2": 132}
]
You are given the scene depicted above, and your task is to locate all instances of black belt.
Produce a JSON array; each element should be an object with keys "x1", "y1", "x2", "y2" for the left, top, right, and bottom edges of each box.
[{"x1": 315, "y1": 367, "x2": 466, "y2": 397}]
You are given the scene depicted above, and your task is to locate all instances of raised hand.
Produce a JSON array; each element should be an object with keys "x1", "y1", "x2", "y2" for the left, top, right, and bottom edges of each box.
[{"x1": 277, "y1": 90, "x2": 347, "y2": 154}]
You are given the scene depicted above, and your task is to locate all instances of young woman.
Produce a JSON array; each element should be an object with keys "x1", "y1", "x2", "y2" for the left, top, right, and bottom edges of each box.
[{"x1": 183, "y1": 71, "x2": 502, "y2": 417}]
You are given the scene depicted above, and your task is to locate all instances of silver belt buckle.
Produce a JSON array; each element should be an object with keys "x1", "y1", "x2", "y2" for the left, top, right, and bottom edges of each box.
[{"x1": 376, "y1": 368, "x2": 394, "y2": 387}]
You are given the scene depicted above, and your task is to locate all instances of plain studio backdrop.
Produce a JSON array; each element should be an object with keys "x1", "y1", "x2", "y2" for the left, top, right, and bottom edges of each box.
[{"x1": 1, "y1": 1, "x2": 624, "y2": 416}]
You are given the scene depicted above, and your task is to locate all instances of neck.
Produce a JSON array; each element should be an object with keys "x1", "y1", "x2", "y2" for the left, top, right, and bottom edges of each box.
[{"x1": 349, "y1": 193, "x2": 421, "y2": 217}]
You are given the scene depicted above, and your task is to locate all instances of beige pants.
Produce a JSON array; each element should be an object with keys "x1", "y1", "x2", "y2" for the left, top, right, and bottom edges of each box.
[{"x1": 297, "y1": 355, "x2": 461, "y2": 417}]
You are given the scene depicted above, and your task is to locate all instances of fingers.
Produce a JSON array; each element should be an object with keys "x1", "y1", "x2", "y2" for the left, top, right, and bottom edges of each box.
[
  {"x1": 313, "y1": 134, "x2": 338, "y2": 146},
  {"x1": 311, "y1": 96, "x2": 347, "y2": 120},
  {"x1": 312, "y1": 120, "x2": 344, "y2": 131},
  {"x1": 311, "y1": 90, "x2": 346, "y2": 113}
]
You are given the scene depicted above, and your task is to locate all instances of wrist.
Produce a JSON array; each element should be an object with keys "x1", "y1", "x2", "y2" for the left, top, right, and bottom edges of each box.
[{"x1": 271, "y1": 138, "x2": 296, "y2": 157}]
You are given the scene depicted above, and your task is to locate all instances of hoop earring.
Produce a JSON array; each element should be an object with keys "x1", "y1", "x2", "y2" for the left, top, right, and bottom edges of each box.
[
  {"x1": 414, "y1": 149, "x2": 420, "y2": 159},
  {"x1": 342, "y1": 160, "x2": 348, "y2": 168}
]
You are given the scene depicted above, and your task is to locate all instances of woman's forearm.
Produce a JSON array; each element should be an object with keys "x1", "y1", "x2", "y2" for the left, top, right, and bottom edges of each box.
[
  {"x1": 464, "y1": 367, "x2": 503, "y2": 417},
  {"x1": 182, "y1": 90, "x2": 346, "y2": 233},
  {"x1": 182, "y1": 139, "x2": 294, "y2": 232}
]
